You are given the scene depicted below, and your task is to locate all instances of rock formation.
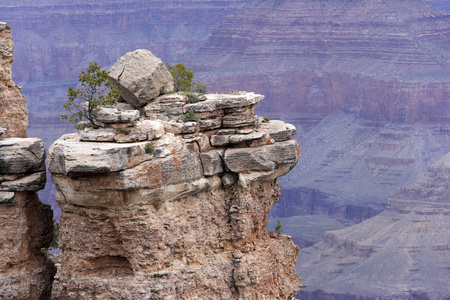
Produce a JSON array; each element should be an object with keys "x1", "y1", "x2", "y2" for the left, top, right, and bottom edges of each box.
[
  {"x1": 0, "y1": 22, "x2": 55, "y2": 300},
  {"x1": 0, "y1": 21, "x2": 28, "y2": 138},
  {"x1": 48, "y1": 51, "x2": 302, "y2": 299},
  {"x1": 0, "y1": 0, "x2": 252, "y2": 127},
  {"x1": 296, "y1": 152, "x2": 450, "y2": 299}
]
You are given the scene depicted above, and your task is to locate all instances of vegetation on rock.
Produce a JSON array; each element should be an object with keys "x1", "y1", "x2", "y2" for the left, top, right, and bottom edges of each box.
[
  {"x1": 42, "y1": 218, "x2": 60, "y2": 256},
  {"x1": 166, "y1": 62, "x2": 207, "y2": 94},
  {"x1": 166, "y1": 62, "x2": 194, "y2": 92},
  {"x1": 275, "y1": 218, "x2": 283, "y2": 236},
  {"x1": 61, "y1": 62, "x2": 119, "y2": 130},
  {"x1": 191, "y1": 81, "x2": 207, "y2": 94},
  {"x1": 144, "y1": 142, "x2": 155, "y2": 154},
  {"x1": 183, "y1": 110, "x2": 200, "y2": 122}
]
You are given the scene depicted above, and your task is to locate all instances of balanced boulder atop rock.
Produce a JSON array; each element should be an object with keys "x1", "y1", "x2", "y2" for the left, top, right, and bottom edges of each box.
[{"x1": 109, "y1": 49, "x2": 174, "y2": 108}]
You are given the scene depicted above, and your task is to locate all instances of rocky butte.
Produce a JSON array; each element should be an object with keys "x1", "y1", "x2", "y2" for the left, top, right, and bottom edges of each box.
[
  {"x1": 0, "y1": 22, "x2": 55, "y2": 299},
  {"x1": 47, "y1": 49, "x2": 302, "y2": 299}
]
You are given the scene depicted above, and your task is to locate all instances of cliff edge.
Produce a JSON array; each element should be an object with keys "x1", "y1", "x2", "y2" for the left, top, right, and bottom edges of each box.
[
  {"x1": 0, "y1": 22, "x2": 55, "y2": 300},
  {"x1": 48, "y1": 50, "x2": 302, "y2": 299},
  {"x1": 0, "y1": 22, "x2": 27, "y2": 138}
]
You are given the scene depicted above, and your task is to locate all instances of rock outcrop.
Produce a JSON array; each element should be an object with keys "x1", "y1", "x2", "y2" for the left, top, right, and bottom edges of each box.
[
  {"x1": 0, "y1": 22, "x2": 55, "y2": 300},
  {"x1": 48, "y1": 51, "x2": 302, "y2": 299},
  {"x1": 0, "y1": 21, "x2": 28, "y2": 138},
  {"x1": 296, "y1": 152, "x2": 450, "y2": 299}
]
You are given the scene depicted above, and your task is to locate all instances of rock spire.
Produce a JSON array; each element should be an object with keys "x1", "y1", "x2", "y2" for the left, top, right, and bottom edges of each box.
[{"x1": 0, "y1": 22, "x2": 55, "y2": 300}]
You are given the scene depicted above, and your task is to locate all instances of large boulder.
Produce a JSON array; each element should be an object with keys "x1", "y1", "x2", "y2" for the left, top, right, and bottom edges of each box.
[{"x1": 109, "y1": 49, "x2": 174, "y2": 108}]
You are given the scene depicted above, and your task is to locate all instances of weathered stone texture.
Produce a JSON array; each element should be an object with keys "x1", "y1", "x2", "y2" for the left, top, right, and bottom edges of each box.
[
  {"x1": 0, "y1": 22, "x2": 28, "y2": 138},
  {"x1": 0, "y1": 25, "x2": 55, "y2": 299},
  {"x1": 109, "y1": 49, "x2": 174, "y2": 108},
  {"x1": 0, "y1": 138, "x2": 54, "y2": 300},
  {"x1": 49, "y1": 60, "x2": 301, "y2": 299}
]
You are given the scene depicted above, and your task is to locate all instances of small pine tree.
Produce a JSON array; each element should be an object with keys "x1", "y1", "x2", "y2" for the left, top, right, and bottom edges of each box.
[
  {"x1": 166, "y1": 62, "x2": 194, "y2": 92},
  {"x1": 61, "y1": 62, "x2": 118, "y2": 130},
  {"x1": 275, "y1": 218, "x2": 283, "y2": 236}
]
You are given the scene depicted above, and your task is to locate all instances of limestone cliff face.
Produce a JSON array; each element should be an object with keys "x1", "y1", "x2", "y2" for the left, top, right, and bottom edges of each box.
[
  {"x1": 47, "y1": 51, "x2": 301, "y2": 299},
  {"x1": 0, "y1": 22, "x2": 28, "y2": 138},
  {"x1": 0, "y1": 22, "x2": 55, "y2": 300}
]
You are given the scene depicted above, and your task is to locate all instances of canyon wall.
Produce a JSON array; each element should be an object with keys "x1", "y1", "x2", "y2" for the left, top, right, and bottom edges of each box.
[
  {"x1": 188, "y1": 0, "x2": 450, "y2": 124},
  {"x1": 0, "y1": 22, "x2": 55, "y2": 300},
  {"x1": 47, "y1": 50, "x2": 302, "y2": 299},
  {"x1": 296, "y1": 151, "x2": 450, "y2": 299}
]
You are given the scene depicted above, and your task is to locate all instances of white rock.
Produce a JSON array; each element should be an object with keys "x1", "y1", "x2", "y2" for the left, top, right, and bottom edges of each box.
[
  {"x1": 224, "y1": 140, "x2": 299, "y2": 173},
  {"x1": 0, "y1": 138, "x2": 45, "y2": 174},
  {"x1": 260, "y1": 120, "x2": 297, "y2": 141},
  {"x1": 109, "y1": 49, "x2": 174, "y2": 107}
]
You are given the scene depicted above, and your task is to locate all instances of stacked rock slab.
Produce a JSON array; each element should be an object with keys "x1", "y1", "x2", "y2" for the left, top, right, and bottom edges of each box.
[
  {"x1": 0, "y1": 22, "x2": 55, "y2": 300},
  {"x1": 48, "y1": 50, "x2": 301, "y2": 299}
]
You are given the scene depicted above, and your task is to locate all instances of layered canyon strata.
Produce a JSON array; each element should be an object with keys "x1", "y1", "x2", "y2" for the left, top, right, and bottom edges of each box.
[
  {"x1": 0, "y1": 22, "x2": 55, "y2": 300},
  {"x1": 296, "y1": 152, "x2": 450, "y2": 299},
  {"x1": 47, "y1": 50, "x2": 302, "y2": 299},
  {"x1": 185, "y1": 0, "x2": 450, "y2": 245}
]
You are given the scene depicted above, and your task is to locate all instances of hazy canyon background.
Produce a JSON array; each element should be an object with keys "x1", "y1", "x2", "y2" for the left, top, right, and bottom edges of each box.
[{"x1": 1, "y1": 0, "x2": 449, "y2": 298}]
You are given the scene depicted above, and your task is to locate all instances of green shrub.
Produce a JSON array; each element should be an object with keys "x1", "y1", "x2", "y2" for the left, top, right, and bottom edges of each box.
[
  {"x1": 191, "y1": 81, "x2": 207, "y2": 94},
  {"x1": 41, "y1": 219, "x2": 60, "y2": 256},
  {"x1": 6, "y1": 24, "x2": 11, "y2": 30},
  {"x1": 183, "y1": 110, "x2": 200, "y2": 122},
  {"x1": 61, "y1": 62, "x2": 118, "y2": 130},
  {"x1": 139, "y1": 107, "x2": 146, "y2": 116},
  {"x1": 117, "y1": 127, "x2": 130, "y2": 135},
  {"x1": 262, "y1": 116, "x2": 270, "y2": 123},
  {"x1": 186, "y1": 92, "x2": 200, "y2": 104},
  {"x1": 166, "y1": 62, "x2": 194, "y2": 92},
  {"x1": 275, "y1": 218, "x2": 283, "y2": 236},
  {"x1": 144, "y1": 142, "x2": 155, "y2": 154}
]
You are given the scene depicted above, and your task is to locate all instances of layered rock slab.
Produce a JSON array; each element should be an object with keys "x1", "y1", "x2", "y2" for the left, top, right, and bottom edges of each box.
[
  {"x1": 296, "y1": 152, "x2": 450, "y2": 299},
  {"x1": 48, "y1": 91, "x2": 301, "y2": 299},
  {"x1": 0, "y1": 138, "x2": 55, "y2": 300}
]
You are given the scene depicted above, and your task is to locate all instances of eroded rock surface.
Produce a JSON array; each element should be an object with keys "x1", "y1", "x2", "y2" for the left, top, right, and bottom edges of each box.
[
  {"x1": 109, "y1": 49, "x2": 174, "y2": 107},
  {"x1": 0, "y1": 138, "x2": 55, "y2": 299},
  {"x1": 0, "y1": 22, "x2": 28, "y2": 138},
  {"x1": 49, "y1": 80, "x2": 301, "y2": 298},
  {"x1": 0, "y1": 24, "x2": 55, "y2": 299}
]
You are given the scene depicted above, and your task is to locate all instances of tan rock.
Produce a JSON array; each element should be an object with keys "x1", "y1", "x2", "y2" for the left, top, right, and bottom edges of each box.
[
  {"x1": 109, "y1": 49, "x2": 174, "y2": 107},
  {"x1": 200, "y1": 149, "x2": 224, "y2": 176},
  {"x1": 48, "y1": 87, "x2": 301, "y2": 299},
  {"x1": 0, "y1": 23, "x2": 28, "y2": 138},
  {"x1": 224, "y1": 139, "x2": 299, "y2": 173},
  {"x1": 92, "y1": 106, "x2": 140, "y2": 123},
  {"x1": 260, "y1": 119, "x2": 297, "y2": 141}
]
